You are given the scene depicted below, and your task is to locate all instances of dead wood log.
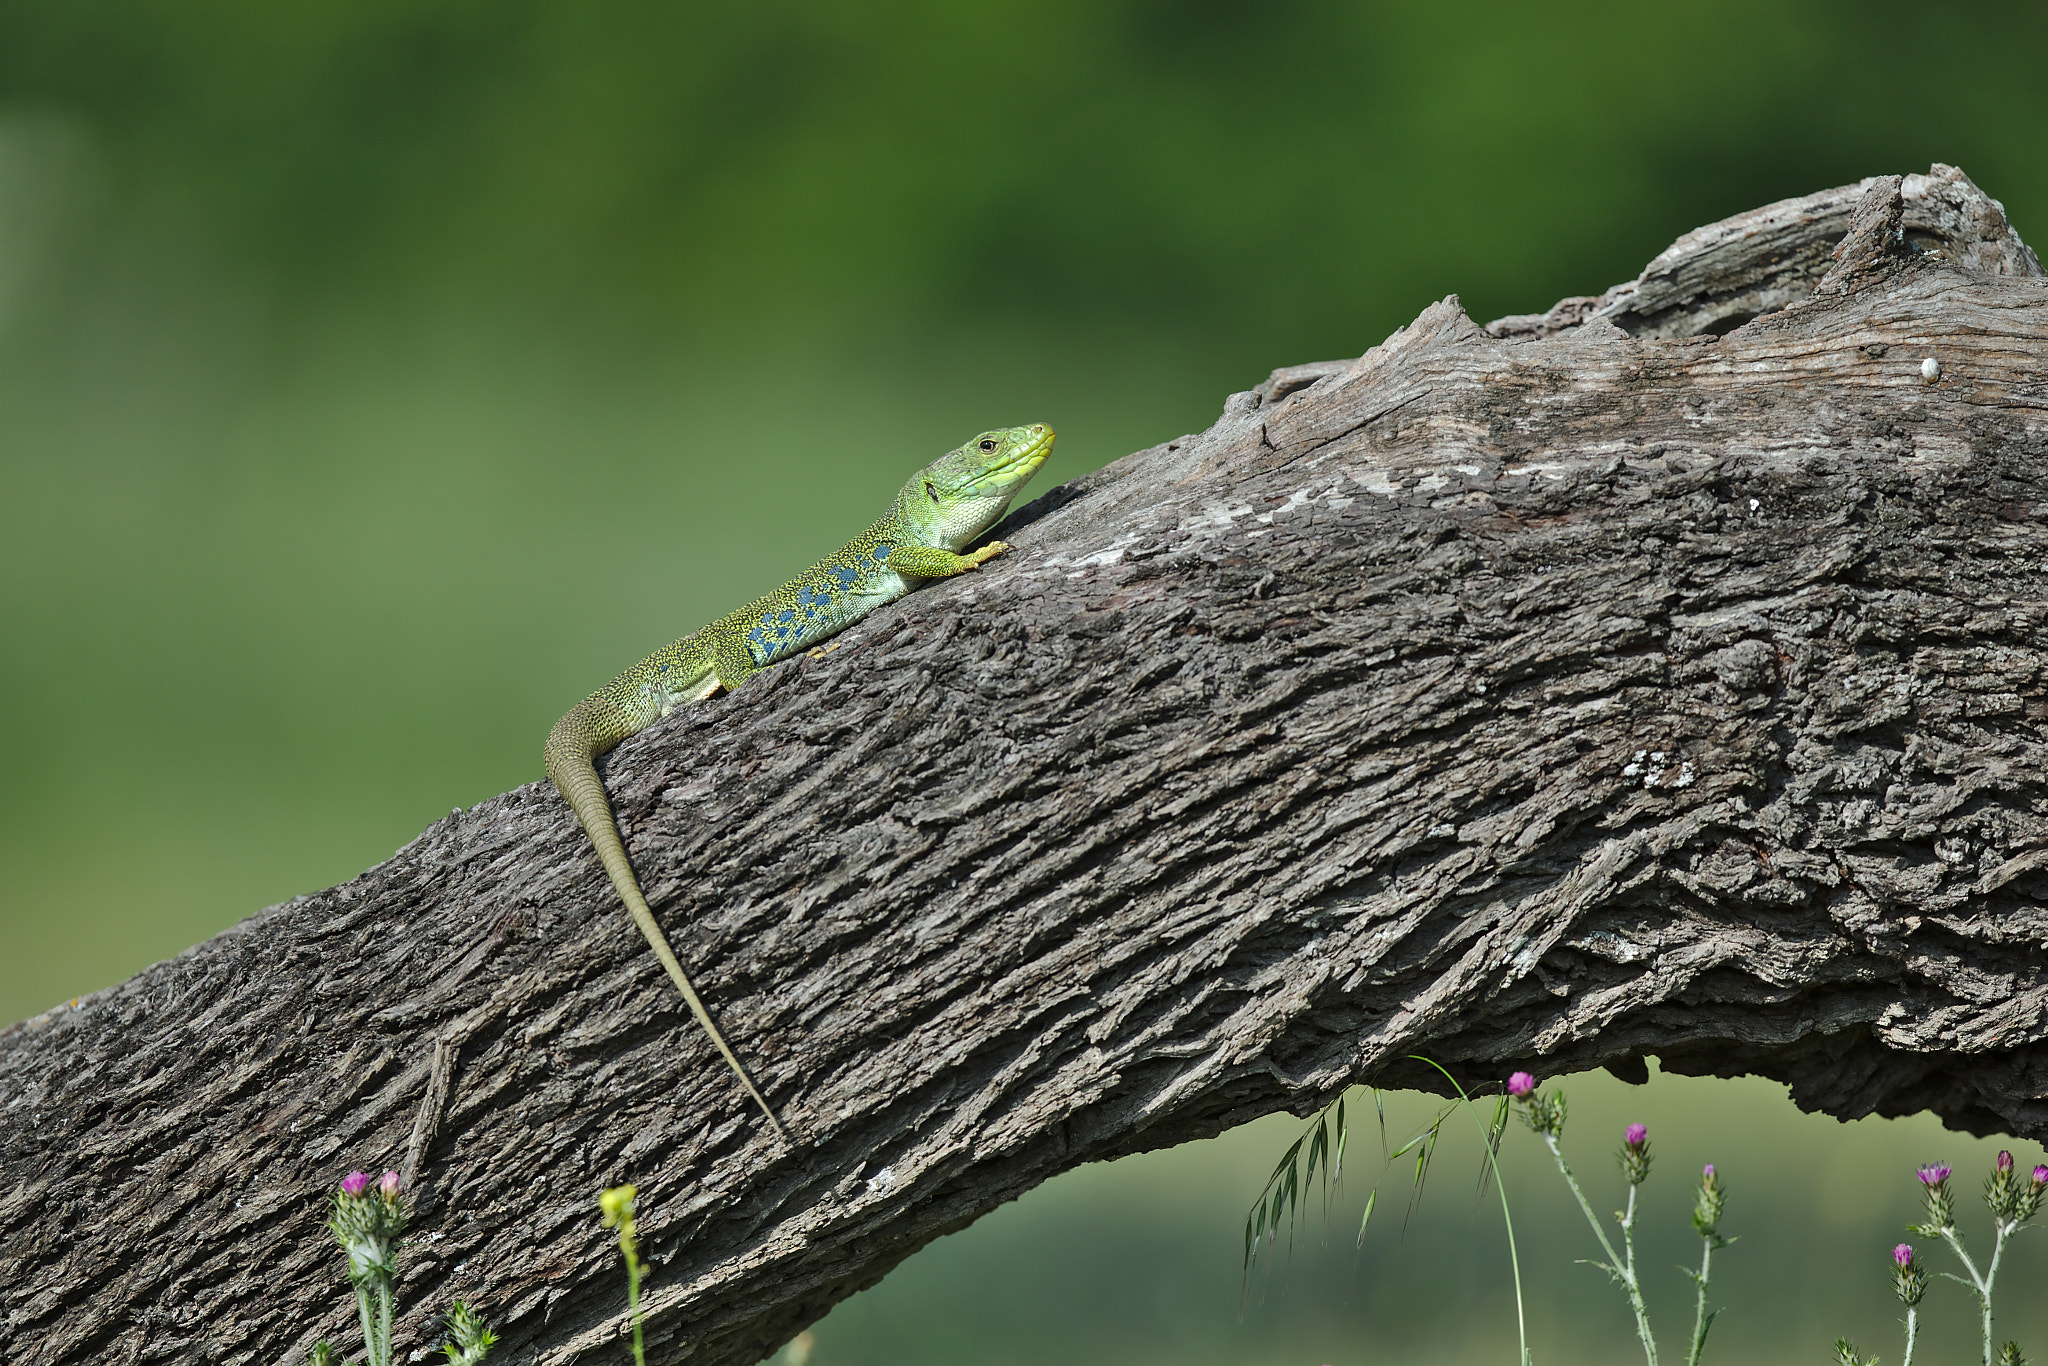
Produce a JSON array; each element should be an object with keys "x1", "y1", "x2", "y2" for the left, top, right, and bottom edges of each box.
[{"x1": 5, "y1": 164, "x2": 2048, "y2": 1366}]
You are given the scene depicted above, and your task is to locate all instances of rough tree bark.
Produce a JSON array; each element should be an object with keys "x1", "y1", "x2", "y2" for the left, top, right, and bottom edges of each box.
[{"x1": 5, "y1": 164, "x2": 2048, "y2": 1366}]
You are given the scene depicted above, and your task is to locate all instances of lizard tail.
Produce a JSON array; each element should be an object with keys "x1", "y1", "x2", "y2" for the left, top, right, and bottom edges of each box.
[{"x1": 544, "y1": 703, "x2": 789, "y2": 1143}]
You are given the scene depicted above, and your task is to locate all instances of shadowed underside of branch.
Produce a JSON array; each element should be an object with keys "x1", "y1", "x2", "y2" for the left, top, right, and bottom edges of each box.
[{"x1": 6, "y1": 164, "x2": 2048, "y2": 1366}]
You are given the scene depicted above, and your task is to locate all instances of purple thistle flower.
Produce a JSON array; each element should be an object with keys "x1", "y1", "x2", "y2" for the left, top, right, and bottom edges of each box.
[
  {"x1": 1892, "y1": 1240, "x2": 1929, "y2": 1307},
  {"x1": 1625, "y1": 1122, "x2": 1648, "y2": 1147},
  {"x1": 1917, "y1": 1163, "x2": 1952, "y2": 1185},
  {"x1": 2033, "y1": 1165, "x2": 2048, "y2": 1186},
  {"x1": 1702, "y1": 1163, "x2": 1714, "y2": 1177},
  {"x1": 1997, "y1": 1150, "x2": 2014, "y2": 1173},
  {"x1": 340, "y1": 1170, "x2": 372, "y2": 1197},
  {"x1": 1507, "y1": 1071, "x2": 1535, "y2": 1098},
  {"x1": 380, "y1": 1170, "x2": 403, "y2": 1199}
]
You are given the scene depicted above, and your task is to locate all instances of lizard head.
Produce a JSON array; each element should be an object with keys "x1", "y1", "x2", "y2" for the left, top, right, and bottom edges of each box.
[{"x1": 898, "y1": 422, "x2": 1056, "y2": 549}]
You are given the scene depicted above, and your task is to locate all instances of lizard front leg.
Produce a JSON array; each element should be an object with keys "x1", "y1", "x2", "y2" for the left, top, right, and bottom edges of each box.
[{"x1": 885, "y1": 541, "x2": 1012, "y2": 577}]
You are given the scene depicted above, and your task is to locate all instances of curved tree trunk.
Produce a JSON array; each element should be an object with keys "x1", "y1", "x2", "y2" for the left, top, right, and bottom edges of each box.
[{"x1": 5, "y1": 164, "x2": 2048, "y2": 1366}]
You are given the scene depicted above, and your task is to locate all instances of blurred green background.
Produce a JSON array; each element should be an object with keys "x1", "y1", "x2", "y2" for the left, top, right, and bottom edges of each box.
[{"x1": 3, "y1": 3, "x2": 2045, "y2": 1362}]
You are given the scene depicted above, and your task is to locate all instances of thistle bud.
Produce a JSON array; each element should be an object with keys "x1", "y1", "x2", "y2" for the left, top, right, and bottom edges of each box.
[
  {"x1": 1891, "y1": 1242, "x2": 1926, "y2": 1306},
  {"x1": 1618, "y1": 1122, "x2": 1652, "y2": 1186},
  {"x1": 1691, "y1": 1163, "x2": 1725, "y2": 1238},
  {"x1": 599, "y1": 1184, "x2": 639, "y2": 1230},
  {"x1": 328, "y1": 1166, "x2": 407, "y2": 1287},
  {"x1": 600, "y1": 1183, "x2": 641, "y2": 1263},
  {"x1": 2016, "y1": 1160, "x2": 2048, "y2": 1223},
  {"x1": 1987, "y1": 1150, "x2": 2030, "y2": 1223},
  {"x1": 1913, "y1": 1162, "x2": 1955, "y2": 1233},
  {"x1": 1516, "y1": 1084, "x2": 1566, "y2": 1139},
  {"x1": 440, "y1": 1300, "x2": 498, "y2": 1366}
]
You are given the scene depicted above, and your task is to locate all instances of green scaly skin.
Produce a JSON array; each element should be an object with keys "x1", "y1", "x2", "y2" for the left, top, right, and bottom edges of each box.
[{"x1": 545, "y1": 423, "x2": 1055, "y2": 1142}]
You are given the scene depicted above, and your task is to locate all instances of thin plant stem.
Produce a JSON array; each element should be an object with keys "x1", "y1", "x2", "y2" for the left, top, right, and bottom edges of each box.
[
  {"x1": 625, "y1": 1253, "x2": 646, "y2": 1366},
  {"x1": 1541, "y1": 1136, "x2": 1623, "y2": 1281},
  {"x1": 1981, "y1": 1221, "x2": 2011, "y2": 1366},
  {"x1": 377, "y1": 1276, "x2": 394, "y2": 1366},
  {"x1": 1902, "y1": 1306, "x2": 1918, "y2": 1366},
  {"x1": 602, "y1": 1185, "x2": 649, "y2": 1366},
  {"x1": 1411, "y1": 1057, "x2": 1530, "y2": 1366},
  {"x1": 355, "y1": 1284, "x2": 380, "y2": 1366},
  {"x1": 1619, "y1": 1183, "x2": 1655, "y2": 1366},
  {"x1": 1686, "y1": 1228, "x2": 1714, "y2": 1366},
  {"x1": 1542, "y1": 1133, "x2": 1657, "y2": 1366},
  {"x1": 1938, "y1": 1221, "x2": 2004, "y2": 1366}
]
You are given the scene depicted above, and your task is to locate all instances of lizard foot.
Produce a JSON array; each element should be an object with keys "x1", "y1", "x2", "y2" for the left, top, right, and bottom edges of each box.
[
  {"x1": 806, "y1": 642, "x2": 842, "y2": 658},
  {"x1": 968, "y1": 540, "x2": 1013, "y2": 568}
]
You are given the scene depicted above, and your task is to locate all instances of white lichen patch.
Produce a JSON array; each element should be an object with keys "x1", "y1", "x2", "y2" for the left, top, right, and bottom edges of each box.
[
  {"x1": 1062, "y1": 534, "x2": 1144, "y2": 571},
  {"x1": 1257, "y1": 488, "x2": 1315, "y2": 523},
  {"x1": 1571, "y1": 929, "x2": 1647, "y2": 964},
  {"x1": 1497, "y1": 462, "x2": 1574, "y2": 481},
  {"x1": 1189, "y1": 503, "x2": 1254, "y2": 531},
  {"x1": 1339, "y1": 464, "x2": 1407, "y2": 494},
  {"x1": 1174, "y1": 482, "x2": 1371, "y2": 541},
  {"x1": 1621, "y1": 749, "x2": 1689, "y2": 789},
  {"x1": 865, "y1": 1166, "x2": 897, "y2": 1195},
  {"x1": 1499, "y1": 935, "x2": 1544, "y2": 975}
]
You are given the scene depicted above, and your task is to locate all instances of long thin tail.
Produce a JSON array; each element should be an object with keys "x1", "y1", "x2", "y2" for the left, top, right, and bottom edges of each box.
[{"x1": 544, "y1": 703, "x2": 788, "y2": 1142}]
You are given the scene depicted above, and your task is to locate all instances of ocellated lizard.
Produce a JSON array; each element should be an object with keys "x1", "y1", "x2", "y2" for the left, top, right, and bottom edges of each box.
[{"x1": 545, "y1": 423, "x2": 1055, "y2": 1140}]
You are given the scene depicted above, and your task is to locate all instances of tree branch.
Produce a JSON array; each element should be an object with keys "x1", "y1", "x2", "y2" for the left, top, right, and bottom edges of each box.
[{"x1": 6, "y1": 164, "x2": 2048, "y2": 1366}]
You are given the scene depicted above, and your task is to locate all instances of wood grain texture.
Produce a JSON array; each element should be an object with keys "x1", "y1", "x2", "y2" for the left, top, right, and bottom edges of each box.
[{"x1": 6, "y1": 165, "x2": 2048, "y2": 1366}]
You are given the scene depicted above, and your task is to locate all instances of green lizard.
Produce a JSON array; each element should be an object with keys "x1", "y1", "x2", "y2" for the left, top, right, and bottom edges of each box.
[{"x1": 545, "y1": 422, "x2": 1055, "y2": 1142}]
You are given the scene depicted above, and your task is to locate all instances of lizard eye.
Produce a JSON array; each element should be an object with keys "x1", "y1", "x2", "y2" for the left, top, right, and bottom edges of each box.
[
  {"x1": 925, "y1": 479, "x2": 940, "y2": 501},
  {"x1": 978, "y1": 438, "x2": 998, "y2": 452}
]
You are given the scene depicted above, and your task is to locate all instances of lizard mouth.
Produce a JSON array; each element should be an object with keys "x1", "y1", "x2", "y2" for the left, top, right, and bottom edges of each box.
[{"x1": 991, "y1": 422, "x2": 1056, "y2": 476}]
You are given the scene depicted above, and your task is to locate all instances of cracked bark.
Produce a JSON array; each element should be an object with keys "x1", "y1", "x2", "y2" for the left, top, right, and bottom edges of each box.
[{"x1": 6, "y1": 163, "x2": 2048, "y2": 1366}]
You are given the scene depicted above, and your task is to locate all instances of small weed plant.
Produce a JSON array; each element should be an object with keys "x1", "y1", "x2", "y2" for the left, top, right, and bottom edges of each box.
[
  {"x1": 601, "y1": 1183, "x2": 650, "y2": 1366},
  {"x1": 298, "y1": 1171, "x2": 723, "y2": 1366},
  {"x1": 1835, "y1": 1150, "x2": 2045, "y2": 1366},
  {"x1": 307, "y1": 1170, "x2": 495, "y2": 1365},
  {"x1": 1508, "y1": 1071, "x2": 1728, "y2": 1366},
  {"x1": 1246, "y1": 1067, "x2": 2044, "y2": 1366}
]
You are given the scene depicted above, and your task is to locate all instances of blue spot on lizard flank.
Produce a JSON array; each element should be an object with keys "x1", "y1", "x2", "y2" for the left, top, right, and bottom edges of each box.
[
  {"x1": 777, "y1": 609, "x2": 795, "y2": 623},
  {"x1": 748, "y1": 627, "x2": 766, "y2": 645},
  {"x1": 834, "y1": 565, "x2": 859, "y2": 587},
  {"x1": 870, "y1": 543, "x2": 892, "y2": 565}
]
